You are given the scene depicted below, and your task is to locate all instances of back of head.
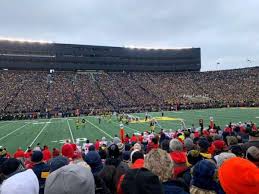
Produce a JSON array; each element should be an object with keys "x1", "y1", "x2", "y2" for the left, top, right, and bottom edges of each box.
[
  {"x1": 144, "y1": 148, "x2": 172, "y2": 182},
  {"x1": 84, "y1": 151, "x2": 103, "y2": 175},
  {"x1": 192, "y1": 160, "x2": 217, "y2": 190},
  {"x1": 219, "y1": 157, "x2": 259, "y2": 194},
  {"x1": 131, "y1": 151, "x2": 144, "y2": 164},
  {"x1": 1, "y1": 158, "x2": 24, "y2": 177},
  {"x1": 216, "y1": 152, "x2": 236, "y2": 167},
  {"x1": 1, "y1": 169, "x2": 39, "y2": 194},
  {"x1": 45, "y1": 164, "x2": 95, "y2": 194},
  {"x1": 246, "y1": 146, "x2": 259, "y2": 164},
  {"x1": 121, "y1": 168, "x2": 163, "y2": 194},
  {"x1": 49, "y1": 156, "x2": 69, "y2": 173},
  {"x1": 169, "y1": 139, "x2": 183, "y2": 152}
]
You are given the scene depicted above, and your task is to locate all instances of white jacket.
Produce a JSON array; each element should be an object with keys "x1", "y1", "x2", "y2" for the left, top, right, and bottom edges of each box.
[{"x1": 0, "y1": 169, "x2": 39, "y2": 194}]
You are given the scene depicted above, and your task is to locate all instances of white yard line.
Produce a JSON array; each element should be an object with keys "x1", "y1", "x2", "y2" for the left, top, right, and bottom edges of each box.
[
  {"x1": 66, "y1": 119, "x2": 75, "y2": 143},
  {"x1": 84, "y1": 118, "x2": 113, "y2": 139},
  {"x1": 0, "y1": 123, "x2": 29, "y2": 141},
  {"x1": 27, "y1": 119, "x2": 52, "y2": 149}
]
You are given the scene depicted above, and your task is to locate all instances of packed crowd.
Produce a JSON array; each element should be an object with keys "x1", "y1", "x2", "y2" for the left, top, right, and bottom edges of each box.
[
  {"x1": 0, "y1": 121, "x2": 259, "y2": 194},
  {"x1": 0, "y1": 67, "x2": 259, "y2": 117}
]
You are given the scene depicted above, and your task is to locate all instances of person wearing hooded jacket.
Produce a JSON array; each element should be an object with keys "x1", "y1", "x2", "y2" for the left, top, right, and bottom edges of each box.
[{"x1": 0, "y1": 158, "x2": 39, "y2": 194}]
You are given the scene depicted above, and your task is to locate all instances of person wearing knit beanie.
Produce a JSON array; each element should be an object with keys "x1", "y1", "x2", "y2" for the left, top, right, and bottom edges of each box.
[
  {"x1": 44, "y1": 164, "x2": 95, "y2": 194},
  {"x1": 190, "y1": 160, "x2": 218, "y2": 193},
  {"x1": 61, "y1": 144, "x2": 74, "y2": 159},
  {"x1": 214, "y1": 152, "x2": 236, "y2": 167},
  {"x1": 246, "y1": 146, "x2": 259, "y2": 167},
  {"x1": 219, "y1": 157, "x2": 259, "y2": 194}
]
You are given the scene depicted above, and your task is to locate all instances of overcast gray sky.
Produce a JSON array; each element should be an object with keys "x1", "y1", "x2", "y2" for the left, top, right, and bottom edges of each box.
[{"x1": 0, "y1": 0, "x2": 258, "y2": 71}]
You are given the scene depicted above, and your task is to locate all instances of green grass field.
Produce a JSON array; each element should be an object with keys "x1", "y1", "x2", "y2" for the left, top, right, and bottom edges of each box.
[{"x1": 0, "y1": 107, "x2": 259, "y2": 154}]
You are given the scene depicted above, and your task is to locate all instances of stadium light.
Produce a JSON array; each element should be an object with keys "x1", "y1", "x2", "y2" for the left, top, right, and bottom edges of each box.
[
  {"x1": 0, "y1": 37, "x2": 53, "y2": 44},
  {"x1": 124, "y1": 45, "x2": 192, "y2": 50}
]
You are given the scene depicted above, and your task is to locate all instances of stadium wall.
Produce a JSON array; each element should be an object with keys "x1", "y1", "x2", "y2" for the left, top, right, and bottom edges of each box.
[{"x1": 0, "y1": 40, "x2": 201, "y2": 72}]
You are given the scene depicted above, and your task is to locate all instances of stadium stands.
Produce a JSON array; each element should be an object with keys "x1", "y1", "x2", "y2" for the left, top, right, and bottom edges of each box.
[{"x1": 0, "y1": 67, "x2": 259, "y2": 118}]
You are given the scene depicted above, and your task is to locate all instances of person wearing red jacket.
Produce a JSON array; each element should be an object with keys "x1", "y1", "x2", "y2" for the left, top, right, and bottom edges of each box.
[
  {"x1": 24, "y1": 147, "x2": 33, "y2": 159},
  {"x1": 117, "y1": 151, "x2": 144, "y2": 194},
  {"x1": 52, "y1": 148, "x2": 60, "y2": 157},
  {"x1": 42, "y1": 145, "x2": 52, "y2": 162},
  {"x1": 95, "y1": 139, "x2": 100, "y2": 150},
  {"x1": 146, "y1": 137, "x2": 159, "y2": 153},
  {"x1": 138, "y1": 133, "x2": 144, "y2": 143},
  {"x1": 130, "y1": 134, "x2": 138, "y2": 144},
  {"x1": 124, "y1": 134, "x2": 130, "y2": 144},
  {"x1": 13, "y1": 147, "x2": 24, "y2": 159}
]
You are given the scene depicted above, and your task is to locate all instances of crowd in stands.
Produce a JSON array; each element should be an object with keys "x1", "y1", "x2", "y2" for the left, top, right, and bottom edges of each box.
[
  {"x1": 0, "y1": 120, "x2": 259, "y2": 194},
  {"x1": 0, "y1": 67, "x2": 259, "y2": 118}
]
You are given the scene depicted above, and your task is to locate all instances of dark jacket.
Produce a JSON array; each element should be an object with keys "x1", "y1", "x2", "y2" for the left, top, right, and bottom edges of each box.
[
  {"x1": 121, "y1": 168, "x2": 163, "y2": 194},
  {"x1": 162, "y1": 180, "x2": 189, "y2": 194},
  {"x1": 32, "y1": 162, "x2": 49, "y2": 194}
]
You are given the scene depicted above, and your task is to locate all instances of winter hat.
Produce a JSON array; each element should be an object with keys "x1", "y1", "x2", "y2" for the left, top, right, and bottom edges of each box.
[
  {"x1": 1, "y1": 158, "x2": 24, "y2": 176},
  {"x1": 192, "y1": 160, "x2": 217, "y2": 191},
  {"x1": 247, "y1": 146, "x2": 259, "y2": 162},
  {"x1": 61, "y1": 144, "x2": 74, "y2": 158},
  {"x1": 144, "y1": 148, "x2": 173, "y2": 182},
  {"x1": 121, "y1": 168, "x2": 163, "y2": 194},
  {"x1": 229, "y1": 145, "x2": 243, "y2": 157},
  {"x1": 108, "y1": 144, "x2": 120, "y2": 158},
  {"x1": 45, "y1": 164, "x2": 95, "y2": 194},
  {"x1": 169, "y1": 139, "x2": 183, "y2": 152},
  {"x1": 122, "y1": 151, "x2": 131, "y2": 161},
  {"x1": 187, "y1": 150, "x2": 203, "y2": 166},
  {"x1": 88, "y1": 145, "x2": 95, "y2": 151},
  {"x1": 131, "y1": 151, "x2": 144, "y2": 164},
  {"x1": 213, "y1": 140, "x2": 225, "y2": 150},
  {"x1": 219, "y1": 157, "x2": 259, "y2": 194},
  {"x1": 31, "y1": 151, "x2": 43, "y2": 163},
  {"x1": 117, "y1": 142, "x2": 125, "y2": 153},
  {"x1": 133, "y1": 143, "x2": 141, "y2": 151},
  {"x1": 184, "y1": 138, "x2": 194, "y2": 151},
  {"x1": 198, "y1": 138, "x2": 210, "y2": 150},
  {"x1": 226, "y1": 136, "x2": 238, "y2": 146},
  {"x1": 49, "y1": 156, "x2": 69, "y2": 173},
  {"x1": 216, "y1": 152, "x2": 236, "y2": 167},
  {"x1": 84, "y1": 151, "x2": 103, "y2": 175}
]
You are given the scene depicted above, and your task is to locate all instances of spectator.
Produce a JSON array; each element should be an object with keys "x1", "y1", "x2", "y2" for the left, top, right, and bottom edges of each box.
[
  {"x1": 48, "y1": 156, "x2": 69, "y2": 173},
  {"x1": 1, "y1": 158, "x2": 39, "y2": 194},
  {"x1": 198, "y1": 138, "x2": 212, "y2": 159},
  {"x1": 44, "y1": 164, "x2": 95, "y2": 194},
  {"x1": 246, "y1": 146, "x2": 259, "y2": 167},
  {"x1": 190, "y1": 160, "x2": 219, "y2": 194},
  {"x1": 42, "y1": 145, "x2": 52, "y2": 162},
  {"x1": 121, "y1": 168, "x2": 163, "y2": 194},
  {"x1": 31, "y1": 151, "x2": 50, "y2": 194},
  {"x1": 144, "y1": 148, "x2": 189, "y2": 194},
  {"x1": 13, "y1": 147, "x2": 24, "y2": 159},
  {"x1": 84, "y1": 150, "x2": 104, "y2": 175},
  {"x1": 219, "y1": 157, "x2": 259, "y2": 194}
]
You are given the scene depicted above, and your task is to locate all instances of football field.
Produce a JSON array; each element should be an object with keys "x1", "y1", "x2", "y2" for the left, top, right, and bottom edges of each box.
[{"x1": 0, "y1": 107, "x2": 259, "y2": 154}]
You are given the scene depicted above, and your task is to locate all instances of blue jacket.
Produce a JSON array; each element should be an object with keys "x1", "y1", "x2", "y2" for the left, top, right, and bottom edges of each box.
[
  {"x1": 162, "y1": 180, "x2": 189, "y2": 194},
  {"x1": 32, "y1": 162, "x2": 49, "y2": 194}
]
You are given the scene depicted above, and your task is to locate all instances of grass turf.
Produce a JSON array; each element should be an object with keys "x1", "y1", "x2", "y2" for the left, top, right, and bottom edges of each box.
[{"x1": 0, "y1": 107, "x2": 258, "y2": 154}]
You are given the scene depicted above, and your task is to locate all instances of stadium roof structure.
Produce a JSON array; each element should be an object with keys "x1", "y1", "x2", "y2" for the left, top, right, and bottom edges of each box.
[{"x1": 0, "y1": 39, "x2": 201, "y2": 72}]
